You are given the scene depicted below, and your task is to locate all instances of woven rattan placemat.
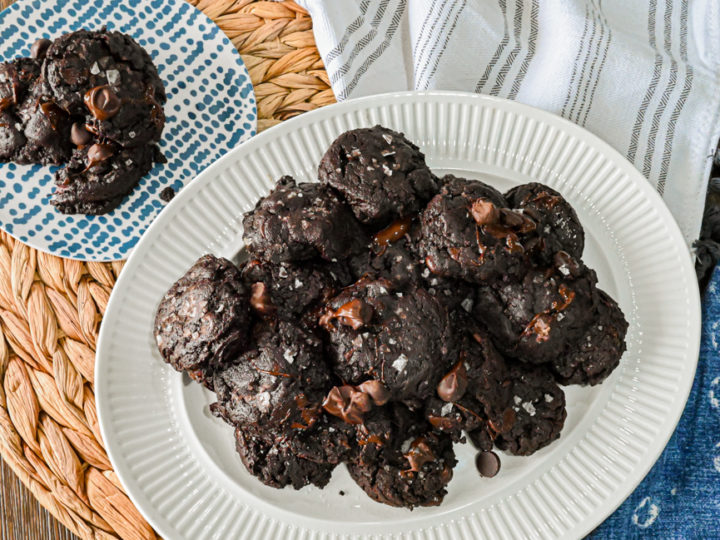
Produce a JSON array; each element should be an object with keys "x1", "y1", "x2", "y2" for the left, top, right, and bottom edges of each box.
[{"x1": 0, "y1": 1, "x2": 333, "y2": 537}]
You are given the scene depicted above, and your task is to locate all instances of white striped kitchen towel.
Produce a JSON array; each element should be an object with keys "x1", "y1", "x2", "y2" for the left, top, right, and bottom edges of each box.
[{"x1": 296, "y1": 0, "x2": 720, "y2": 246}]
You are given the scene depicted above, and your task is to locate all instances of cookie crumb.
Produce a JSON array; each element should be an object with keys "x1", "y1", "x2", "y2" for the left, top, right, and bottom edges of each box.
[{"x1": 160, "y1": 186, "x2": 175, "y2": 202}]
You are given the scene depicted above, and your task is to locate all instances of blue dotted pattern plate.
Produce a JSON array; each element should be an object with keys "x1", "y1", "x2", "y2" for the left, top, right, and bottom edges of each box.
[{"x1": 0, "y1": 0, "x2": 256, "y2": 261}]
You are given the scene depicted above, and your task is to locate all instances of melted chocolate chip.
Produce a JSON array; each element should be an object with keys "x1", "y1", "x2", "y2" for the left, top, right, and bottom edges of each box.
[
  {"x1": 39, "y1": 101, "x2": 65, "y2": 131},
  {"x1": 428, "y1": 414, "x2": 458, "y2": 430},
  {"x1": 553, "y1": 284, "x2": 575, "y2": 311},
  {"x1": 499, "y1": 208, "x2": 525, "y2": 228},
  {"x1": 482, "y1": 223, "x2": 514, "y2": 241},
  {"x1": 373, "y1": 217, "x2": 411, "y2": 247},
  {"x1": 532, "y1": 190, "x2": 562, "y2": 209},
  {"x1": 0, "y1": 97, "x2": 12, "y2": 112},
  {"x1": 488, "y1": 408, "x2": 516, "y2": 435},
  {"x1": 475, "y1": 450, "x2": 501, "y2": 477},
  {"x1": 356, "y1": 379, "x2": 391, "y2": 406},
  {"x1": 84, "y1": 85, "x2": 121, "y2": 121},
  {"x1": 250, "y1": 282, "x2": 275, "y2": 316},
  {"x1": 404, "y1": 436, "x2": 436, "y2": 472},
  {"x1": 436, "y1": 361, "x2": 468, "y2": 402},
  {"x1": 30, "y1": 38, "x2": 52, "y2": 60},
  {"x1": 505, "y1": 232, "x2": 524, "y2": 254},
  {"x1": 290, "y1": 394, "x2": 321, "y2": 430},
  {"x1": 322, "y1": 385, "x2": 373, "y2": 425},
  {"x1": 470, "y1": 199, "x2": 499, "y2": 226},
  {"x1": 319, "y1": 298, "x2": 374, "y2": 330},
  {"x1": 70, "y1": 122, "x2": 92, "y2": 146},
  {"x1": 85, "y1": 143, "x2": 114, "y2": 168}
]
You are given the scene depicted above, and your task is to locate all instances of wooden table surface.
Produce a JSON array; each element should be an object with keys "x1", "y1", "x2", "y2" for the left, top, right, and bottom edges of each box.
[
  {"x1": 1, "y1": 457, "x2": 77, "y2": 540},
  {"x1": 0, "y1": 4, "x2": 78, "y2": 540}
]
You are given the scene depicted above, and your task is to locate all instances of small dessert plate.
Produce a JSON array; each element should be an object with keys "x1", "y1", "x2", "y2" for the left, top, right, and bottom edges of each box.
[
  {"x1": 96, "y1": 91, "x2": 700, "y2": 539},
  {"x1": 0, "y1": 0, "x2": 256, "y2": 261}
]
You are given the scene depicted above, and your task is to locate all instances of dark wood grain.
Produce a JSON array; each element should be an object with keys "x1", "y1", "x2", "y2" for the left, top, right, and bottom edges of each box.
[{"x1": 1, "y1": 457, "x2": 79, "y2": 540}]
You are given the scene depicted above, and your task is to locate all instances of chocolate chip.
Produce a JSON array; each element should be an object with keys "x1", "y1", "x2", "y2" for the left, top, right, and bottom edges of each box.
[
  {"x1": 404, "y1": 436, "x2": 436, "y2": 472},
  {"x1": 86, "y1": 143, "x2": 114, "y2": 168},
  {"x1": 496, "y1": 207, "x2": 536, "y2": 234},
  {"x1": 290, "y1": 394, "x2": 321, "y2": 430},
  {"x1": 428, "y1": 414, "x2": 458, "y2": 430},
  {"x1": 39, "y1": 101, "x2": 65, "y2": 131},
  {"x1": 505, "y1": 232, "x2": 524, "y2": 254},
  {"x1": 84, "y1": 85, "x2": 121, "y2": 121},
  {"x1": 373, "y1": 217, "x2": 411, "y2": 247},
  {"x1": 488, "y1": 408, "x2": 516, "y2": 435},
  {"x1": 159, "y1": 186, "x2": 176, "y2": 202},
  {"x1": 482, "y1": 223, "x2": 513, "y2": 240},
  {"x1": 250, "y1": 282, "x2": 275, "y2": 316},
  {"x1": 532, "y1": 190, "x2": 562, "y2": 209},
  {"x1": 319, "y1": 298, "x2": 374, "y2": 330},
  {"x1": 70, "y1": 122, "x2": 92, "y2": 146},
  {"x1": 475, "y1": 450, "x2": 501, "y2": 477},
  {"x1": 356, "y1": 379, "x2": 391, "y2": 406},
  {"x1": 322, "y1": 385, "x2": 373, "y2": 424},
  {"x1": 436, "y1": 361, "x2": 468, "y2": 402},
  {"x1": 30, "y1": 38, "x2": 52, "y2": 60},
  {"x1": 499, "y1": 208, "x2": 524, "y2": 228},
  {"x1": 470, "y1": 199, "x2": 499, "y2": 226},
  {"x1": 553, "y1": 283, "x2": 575, "y2": 311}
]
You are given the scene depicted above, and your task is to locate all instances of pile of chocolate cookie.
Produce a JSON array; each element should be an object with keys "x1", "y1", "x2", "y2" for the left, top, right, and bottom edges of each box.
[
  {"x1": 0, "y1": 29, "x2": 165, "y2": 214},
  {"x1": 153, "y1": 125, "x2": 628, "y2": 508}
]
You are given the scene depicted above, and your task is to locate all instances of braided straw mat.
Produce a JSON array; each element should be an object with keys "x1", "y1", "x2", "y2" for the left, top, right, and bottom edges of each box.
[{"x1": 0, "y1": 1, "x2": 334, "y2": 537}]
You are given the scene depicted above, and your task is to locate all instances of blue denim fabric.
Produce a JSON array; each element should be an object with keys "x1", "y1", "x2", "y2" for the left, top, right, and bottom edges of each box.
[{"x1": 590, "y1": 267, "x2": 720, "y2": 538}]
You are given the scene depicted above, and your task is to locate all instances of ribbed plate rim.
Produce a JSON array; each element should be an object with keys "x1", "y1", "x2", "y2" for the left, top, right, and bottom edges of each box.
[{"x1": 96, "y1": 90, "x2": 701, "y2": 540}]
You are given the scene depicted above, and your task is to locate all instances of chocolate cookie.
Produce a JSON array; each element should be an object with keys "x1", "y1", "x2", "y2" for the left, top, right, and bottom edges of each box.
[
  {"x1": 321, "y1": 279, "x2": 458, "y2": 405},
  {"x1": 51, "y1": 141, "x2": 156, "y2": 214},
  {"x1": 43, "y1": 29, "x2": 165, "y2": 146},
  {"x1": 426, "y1": 321, "x2": 507, "y2": 442},
  {"x1": 506, "y1": 182, "x2": 585, "y2": 261},
  {"x1": 234, "y1": 427, "x2": 335, "y2": 490},
  {"x1": 319, "y1": 125, "x2": 438, "y2": 227},
  {"x1": 243, "y1": 176, "x2": 368, "y2": 264},
  {"x1": 11, "y1": 78, "x2": 71, "y2": 165},
  {"x1": 424, "y1": 396, "x2": 485, "y2": 443},
  {"x1": 0, "y1": 58, "x2": 40, "y2": 113},
  {"x1": 550, "y1": 289, "x2": 628, "y2": 386},
  {"x1": 418, "y1": 175, "x2": 537, "y2": 282},
  {"x1": 489, "y1": 364, "x2": 567, "y2": 456},
  {"x1": 0, "y1": 111, "x2": 26, "y2": 161},
  {"x1": 241, "y1": 258, "x2": 350, "y2": 321},
  {"x1": 211, "y1": 320, "x2": 330, "y2": 432},
  {"x1": 422, "y1": 268, "x2": 477, "y2": 314},
  {"x1": 348, "y1": 403, "x2": 419, "y2": 465},
  {"x1": 473, "y1": 253, "x2": 598, "y2": 363},
  {"x1": 348, "y1": 424, "x2": 456, "y2": 508},
  {"x1": 349, "y1": 222, "x2": 422, "y2": 289},
  {"x1": 153, "y1": 255, "x2": 251, "y2": 388},
  {"x1": 286, "y1": 414, "x2": 356, "y2": 466}
]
